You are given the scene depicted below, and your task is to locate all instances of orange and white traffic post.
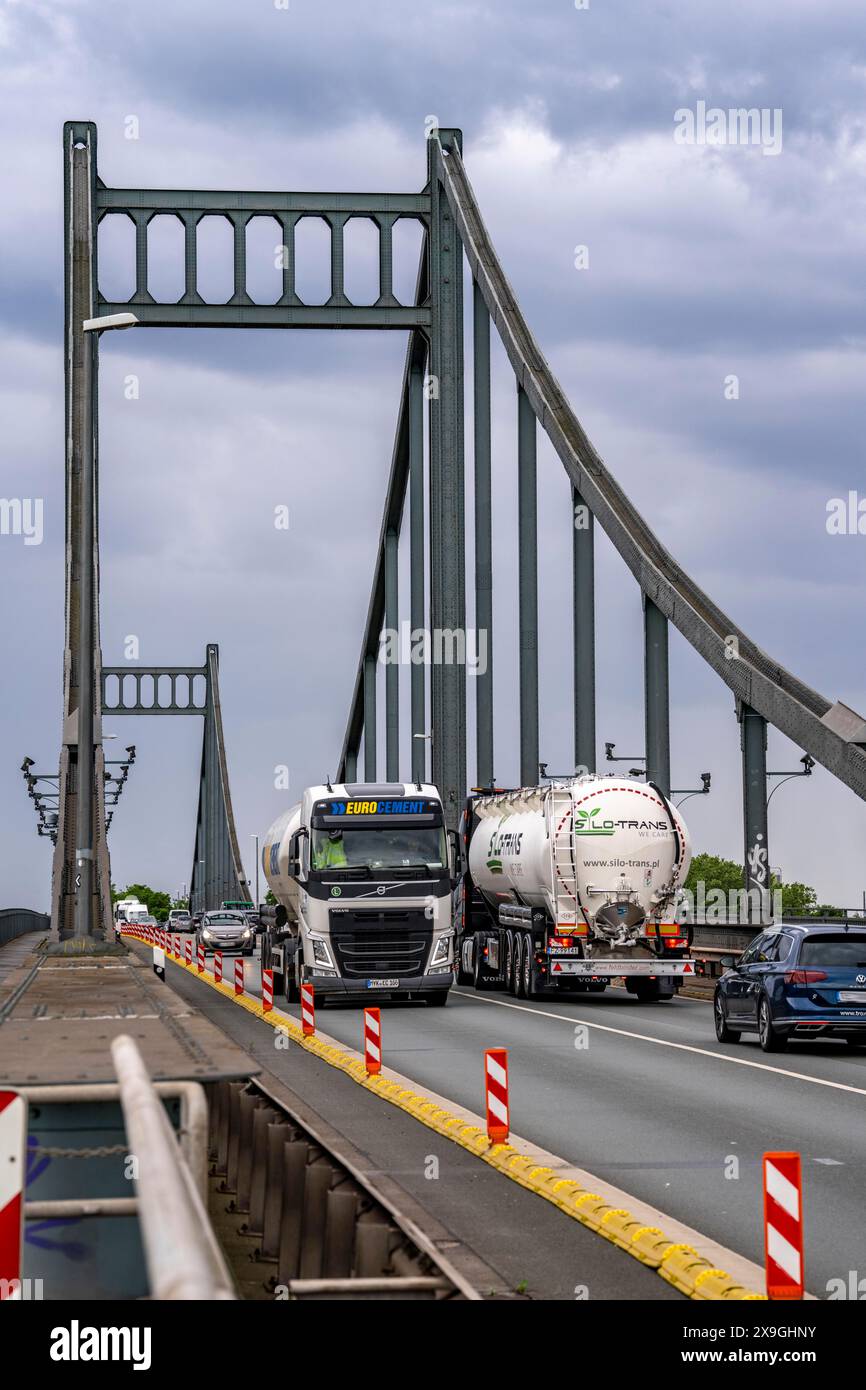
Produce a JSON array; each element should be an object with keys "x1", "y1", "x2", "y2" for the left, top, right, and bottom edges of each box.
[
  {"x1": 0, "y1": 1091, "x2": 26, "y2": 1300},
  {"x1": 763, "y1": 1151, "x2": 804, "y2": 1300},
  {"x1": 364, "y1": 1007, "x2": 382, "y2": 1075},
  {"x1": 484, "y1": 1048, "x2": 510, "y2": 1144},
  {"x1": 234, "y1": 958, "x2": 244, "y2": 996},
  {"x1": 301, "y1": 982, "x2": 315, "y2": 1036},
  {"x1": 197, "y1": 942, "x2": 205, "y2": 974},
  {"x1": 214, "y1": 950, "x2": 223, "y2": 984},
  {"x1": 261, "y1": 968, "x2": 274, "y2": 1014}
]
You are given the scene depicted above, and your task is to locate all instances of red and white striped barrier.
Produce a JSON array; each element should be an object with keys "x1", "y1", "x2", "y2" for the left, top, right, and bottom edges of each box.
[
  {"x1": 261, "y1": 968, "x2": 273, "y2": 1014},
  {"x1": 184, "y1": 938, "x2": 192, "y2": 966},
  {"x1": 0, "y1": 1091, "x2": 26, "y2": 1299},
  {"x1": 364, "y1": 1007, "x2": 381, "y2": 1075},
  {"x1": 214, "y1": 951, "x2": 223, "y2": 984},
  {"x1": 301, "y1": 982, "x2": 315, "y2": 1037},
  {"x1": 234, "y1": 958, "x2": 244, "y2": 996},
  {"x1": 197, "y1": 942, "x2": 205, "y2": 974},
  {"x1": 763, "y1": 1151, "x2": 804, "y2": 1300},
  {"x1": 173, "y1": 935, "x2": 181, "y2": 960},
  {"x1": 484, "y1": 1048, "x2": 509, "y2": 1144}
]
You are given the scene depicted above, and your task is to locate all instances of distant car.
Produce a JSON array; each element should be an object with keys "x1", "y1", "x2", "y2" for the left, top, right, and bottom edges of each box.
[
  {"x1": 714, "y1": 925, "x2": 866, "y2": 1052},
  {"x1": 196, "y1": 911, "x2": 254, "y2": 956},
  {"x1": 168, "y1": 909, "x2": 193, "y2": 932}
]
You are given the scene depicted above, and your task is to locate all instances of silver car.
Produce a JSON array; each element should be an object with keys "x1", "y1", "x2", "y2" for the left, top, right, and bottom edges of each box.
[{"x1": 197, "y1": 911, "x2": 255, "y2": 956}]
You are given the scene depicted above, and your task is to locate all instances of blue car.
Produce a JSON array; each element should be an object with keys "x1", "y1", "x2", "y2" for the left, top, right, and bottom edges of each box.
[{"x1": 714, "y1": 924, "x2": 866, "y2": 1052}]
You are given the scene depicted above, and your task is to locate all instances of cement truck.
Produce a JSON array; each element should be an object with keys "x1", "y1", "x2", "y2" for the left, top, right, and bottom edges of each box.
[
  {"x1": 260, "y1": 782, "x2": 458, "y2": 1005},
  {"x1": 455, "y1": 775, "x2": 695, "y2": 1002}
]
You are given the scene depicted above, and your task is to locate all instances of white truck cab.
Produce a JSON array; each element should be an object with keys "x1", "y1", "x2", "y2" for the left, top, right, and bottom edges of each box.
[{"x1": 261, "y1": 782, "x2": 456, "y2": 1006}]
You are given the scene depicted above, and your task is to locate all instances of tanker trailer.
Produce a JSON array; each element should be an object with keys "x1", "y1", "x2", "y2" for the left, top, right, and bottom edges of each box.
[{"x1": 456, "y1": 775, "x2": 695, "y2": 1002}]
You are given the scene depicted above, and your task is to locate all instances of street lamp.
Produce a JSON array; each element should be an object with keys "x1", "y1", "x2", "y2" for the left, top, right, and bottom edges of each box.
[
  {"x1": 673, "y1": 772, "x2": 712, "y2": 810},
  {"x1": 74, "y1": 312, "x2": 139, "y2": 939},
  {"x1": 604, "y1": 742, "x2": 646, "y2": 778},
  {"x1": 767, "y1": 754, "x2": 814, "y2": 808}
]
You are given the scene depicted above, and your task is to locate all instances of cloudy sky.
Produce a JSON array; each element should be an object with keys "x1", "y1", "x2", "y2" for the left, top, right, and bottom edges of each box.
[{"x1": 2, "y1": 0, "x2": 866, "y2": 911}]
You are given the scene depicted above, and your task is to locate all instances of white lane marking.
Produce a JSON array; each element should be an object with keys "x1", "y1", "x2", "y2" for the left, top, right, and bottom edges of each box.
[
  {"x1": 765, "y1": 1161, "x2": 800, "y2": 1220},
  {"x1": 453, "y1": 991, "x2": 866, "y2": 1099},
  {"x1": 813, "y1": 1157, "x2": 843, "y2": 1165}
]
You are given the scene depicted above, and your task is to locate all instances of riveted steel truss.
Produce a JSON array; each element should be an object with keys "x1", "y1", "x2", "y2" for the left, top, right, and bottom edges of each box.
[{"x1": 100, "y1": 646, "x2": 248, "y2": 913}]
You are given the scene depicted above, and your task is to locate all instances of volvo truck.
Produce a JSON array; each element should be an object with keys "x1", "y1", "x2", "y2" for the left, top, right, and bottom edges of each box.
[{"x1": 260, "y1": 782, "x2": 457, "y2": 1006}]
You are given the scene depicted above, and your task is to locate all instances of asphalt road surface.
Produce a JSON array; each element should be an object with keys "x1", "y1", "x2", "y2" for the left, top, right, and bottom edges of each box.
[{"x1": 227, "y1": 953, "x2": 864, "y2": 1299}]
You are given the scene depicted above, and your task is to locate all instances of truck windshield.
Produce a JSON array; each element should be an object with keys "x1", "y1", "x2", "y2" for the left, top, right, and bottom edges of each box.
[{"x1": 310, "y1": 825, "x2": 446, "y2": 872}]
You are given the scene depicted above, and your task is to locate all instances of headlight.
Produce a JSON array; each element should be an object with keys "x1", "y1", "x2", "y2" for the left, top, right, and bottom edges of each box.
[
  {"x1": 428, "y1": 932, "x2": 453, "y2": 970},
  {"x1": 242, "y1": 928, "x2": 252, "y2": 939},
  {"x1": 202, "y1": 928, "x2": 212, "y2": 941},
  {"x1": 310, "y1": 937, "x2": 335, "y2": 969}
]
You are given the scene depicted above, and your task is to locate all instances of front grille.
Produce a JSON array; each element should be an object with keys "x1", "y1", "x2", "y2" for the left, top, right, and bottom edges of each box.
[{"x1": 329, "y1": 908, "x2": 432, "y2": 979}]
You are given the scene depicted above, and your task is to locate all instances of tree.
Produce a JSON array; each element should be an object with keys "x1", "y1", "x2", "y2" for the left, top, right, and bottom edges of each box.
[
  {"x1": 686, "y1": 854, "x2": 836, "y2": 919},
  {"x1": 776, "y1": 880, "x2": 818, "y2": 917},
  {"x1": 684, "y1": 853, "x2": 744, "y2": 898},
  {"x1": 115, "y1": 883, "x2": 173, "y2": 923}
]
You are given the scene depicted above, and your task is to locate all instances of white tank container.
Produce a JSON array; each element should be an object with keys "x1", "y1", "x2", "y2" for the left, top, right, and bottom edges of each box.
[
  {"x1": 261, "y1": 803, "x2": 303, "y2": 921},
  {"x1": 467, "y1": 776, "x2": 691, "y2": 943}
]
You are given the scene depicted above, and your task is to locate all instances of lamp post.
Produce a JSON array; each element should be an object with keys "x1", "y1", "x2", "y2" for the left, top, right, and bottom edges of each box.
[
  {"x1": 251, "y1": 834, "x2": 259, "y2": 908},
  {"x1": 74, "y1": 312, "x2": 138, "y2": 939}
]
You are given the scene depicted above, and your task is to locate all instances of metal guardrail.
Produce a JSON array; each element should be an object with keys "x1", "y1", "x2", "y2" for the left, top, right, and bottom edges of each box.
[
  {"x1": 209, "y1": 1076, "x2": 478, "y2": 1299},
  {"x1": 110, "y1": 1034, "x2": 236, "y2": 1300},
  {"x1": 0, "y1": 908, "x2": 50, "y2": 947}
]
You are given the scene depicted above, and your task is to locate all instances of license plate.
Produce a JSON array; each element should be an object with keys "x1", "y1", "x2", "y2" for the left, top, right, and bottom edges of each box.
[
  {"x1": 367, "y1": 978, "x2": 399, "y2": 988},
  {"x1": 838, "y1": 991, "x2": 866, "y2": 1003},
  {"x1": 549, "y1": 960, "x2": 692, "y2": 977}
]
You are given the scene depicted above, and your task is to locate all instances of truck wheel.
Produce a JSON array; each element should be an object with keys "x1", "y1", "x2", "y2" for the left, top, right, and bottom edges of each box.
[
  {"x1": 521, "y1": 936, "x2": 541, "y2": 999},
  {"x1": 426, "y1": 990, "x2": 449, "y2": 1007},
  {"x1": 513, "y1": 934, "x2": 527, "y2": 998},
  {"x1": 285, "y1": 949, "x2": 300, "y2": 1003},
  {"x1": 455, "y1": 940, "x2": 473, "y2": 986},
  {"x1": 504, "y1": 932, "x2": 516, "y2": 995}
]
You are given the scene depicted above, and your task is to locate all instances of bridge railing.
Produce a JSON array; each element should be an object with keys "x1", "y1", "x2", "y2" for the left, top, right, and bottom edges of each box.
[{"x1": 0, "y1": 909, "x2": 50, "y2": 947}]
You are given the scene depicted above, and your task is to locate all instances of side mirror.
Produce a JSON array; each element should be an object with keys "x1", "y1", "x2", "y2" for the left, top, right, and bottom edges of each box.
[
  {"x1": 288, "y1": 829, "x2": 306, "y2": 881},
  {"x1": 719, "y1": 954, "x2": 737, "y2": 970},
  {"x1": 447, "y1": 829, "x2": 461, "y2": 887}
]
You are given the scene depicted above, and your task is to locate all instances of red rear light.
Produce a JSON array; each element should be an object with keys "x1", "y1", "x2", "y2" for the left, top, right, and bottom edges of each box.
[{"x1": 784, "y1": 970, "x2": 828, "y2": 984}]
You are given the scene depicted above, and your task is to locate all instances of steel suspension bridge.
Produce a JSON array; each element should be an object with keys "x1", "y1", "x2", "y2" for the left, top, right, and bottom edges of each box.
[{"x1": 41, "y1": 120, "x2": 866, "y2": 936}]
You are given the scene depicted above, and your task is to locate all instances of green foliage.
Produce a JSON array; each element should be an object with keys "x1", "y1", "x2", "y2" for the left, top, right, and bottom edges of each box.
[
  {"x1": 775, "y1": 880, "x2": 818, "y2": 916},
  {"x1": 687, "y1": 854, "x2": 840, "y2": 918},
  {"x1": 115, "y1": 883, "x2": 173, "y2": 923},
  {"x1": 265, "y1": 889, "x2": 276, "y2": 906},
  {"x1": 684, "y1": 853, "x2": 744, "y2": 897}
]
